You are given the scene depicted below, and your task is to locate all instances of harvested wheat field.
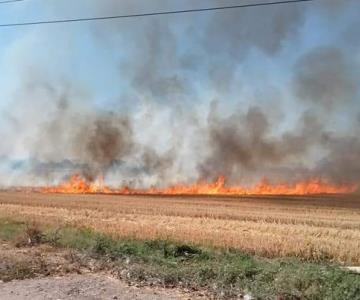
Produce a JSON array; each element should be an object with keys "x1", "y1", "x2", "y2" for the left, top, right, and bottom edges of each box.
[{"x1": 1, "y1": 192, "x2": 360, "y2": 264}]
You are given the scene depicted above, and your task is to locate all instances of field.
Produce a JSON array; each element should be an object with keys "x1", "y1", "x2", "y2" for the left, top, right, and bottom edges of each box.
[{"x1": 1, "y1": 192, "x2": 360, "y2": 264}]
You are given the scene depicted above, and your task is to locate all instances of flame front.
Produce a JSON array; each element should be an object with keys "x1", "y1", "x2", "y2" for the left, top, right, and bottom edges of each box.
[
  {"x1": 43, "y1": 174, "x2": 112, "y2": 194},
  {"x1": 41, "y1": 174, "x2": 358, "y2": 195}
]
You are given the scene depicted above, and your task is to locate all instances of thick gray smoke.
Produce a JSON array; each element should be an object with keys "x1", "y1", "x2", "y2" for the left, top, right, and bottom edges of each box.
[
  {"x1": 293, "y1": 47, "x2": 357, "y2": 109},
  {"x1": 315, "y1": 135, "x2": 360, "y2": 185},
  {"x1": 198, "y1": 105, "x2": 328, "y2": 184},
  {"x1": 0, "y1": 0, "x2": 359, "y2": 188},
  {"x1": 73, "y1": 116, "x2": 133, "y2": 180}
]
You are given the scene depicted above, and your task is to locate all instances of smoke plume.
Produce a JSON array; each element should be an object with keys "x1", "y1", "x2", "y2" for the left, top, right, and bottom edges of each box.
[
  {"x1": 0, "y1": 0, "x2": 359, "y2": 188},
  {"x1": 293, "y1": 47, "x2": 357, "y2": 109}
]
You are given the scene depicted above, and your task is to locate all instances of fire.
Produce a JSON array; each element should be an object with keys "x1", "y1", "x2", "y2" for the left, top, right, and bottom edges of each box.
[
  {"x1": 41, "y1": 174, "x2": 358, "y2": 195},
  {"x1": 42, "y1": 174, "x2": 112, "y2": 194}
]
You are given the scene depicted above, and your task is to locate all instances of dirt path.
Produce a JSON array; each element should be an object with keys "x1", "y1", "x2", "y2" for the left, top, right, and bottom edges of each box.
[{"x1": 0, "y1": 274, "x2": 190, "y2": 300}]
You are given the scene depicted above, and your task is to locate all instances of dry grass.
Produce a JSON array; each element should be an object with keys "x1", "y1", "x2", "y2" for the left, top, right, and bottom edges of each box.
[
  {"x1": 0, "y1": 192, "x2": 360, "y2": 264},
  {"x1": 0, "y1": 241, "x2": 94, "y2": 282}
]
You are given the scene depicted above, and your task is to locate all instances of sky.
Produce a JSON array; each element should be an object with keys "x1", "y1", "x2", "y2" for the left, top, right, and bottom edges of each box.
[{"x1": 0, "y1": 0, "x2": 359, "y2": 188}]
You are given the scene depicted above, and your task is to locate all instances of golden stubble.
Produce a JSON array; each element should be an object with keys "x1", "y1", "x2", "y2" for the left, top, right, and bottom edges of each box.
[{"x1": 0, "y1": 192, "x2": 359, "y2": 264}]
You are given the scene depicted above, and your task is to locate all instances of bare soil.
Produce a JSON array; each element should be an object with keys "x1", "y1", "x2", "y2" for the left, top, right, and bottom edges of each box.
[
  {"x1": 0, "y1": 274, "x2": 190, "y2": 300},
  {"x1": 0, "y1": 243, "x2": 201, "y2": 300}
]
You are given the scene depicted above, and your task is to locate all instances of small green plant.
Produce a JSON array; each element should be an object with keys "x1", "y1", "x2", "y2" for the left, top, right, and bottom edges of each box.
[{"x1": 43, "y1": 227, "x2": 62, "y2": 246}]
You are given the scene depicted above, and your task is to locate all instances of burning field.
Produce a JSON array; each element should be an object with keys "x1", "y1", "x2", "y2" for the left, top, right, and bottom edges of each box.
[
  {"x1": 0, "y1": 0, "x2": 359, "y2": 272},
  {"x1": 1, "y1": 1, "x2": 360, "y2": 199},
  {"x1": 1, "y1": 1, "x2": 360, "y2": 298},
  {"x1": 39, "y1": 174, "x2": 357, "y2": 196}
]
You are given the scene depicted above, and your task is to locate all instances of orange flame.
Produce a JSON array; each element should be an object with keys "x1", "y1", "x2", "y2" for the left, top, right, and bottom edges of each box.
[
  {"x1": 43, "y1": 174, "x2": 112, "y2": 194},
  {"x1": 41, "y1": 174, "x2": 358, "y2": 195}
]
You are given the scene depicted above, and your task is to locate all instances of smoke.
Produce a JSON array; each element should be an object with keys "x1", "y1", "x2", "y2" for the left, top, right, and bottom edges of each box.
[
  {"x1": 199, "y1": 105, "x2": 328, "y2": 183},
  {"x1": 199, "y1": 106, "x2": 280, "y2": 180},
  {"x1": 0, "y1": 0, "x2": 359, "y2": 188},
  {"x1": 73, "y1": 116, "x2": 133, "y2": 179},
  {"x1": 203, "y1": 2, "x2": 305, "y2": 58},
  {"x1": 315, "y1": 135, "x2": 360, "y2": 185},
  {"x1": 293, "y1": 47, "x2": 357, "y2": 109}
]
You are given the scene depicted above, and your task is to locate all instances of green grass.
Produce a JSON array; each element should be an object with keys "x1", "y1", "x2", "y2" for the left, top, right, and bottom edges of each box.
[
  {"x1": 0, "y1": 218, "x2": 26, "y2": 241},
  {"x1": 0, "y1": 218, "x2": 359, "y2": 299}
]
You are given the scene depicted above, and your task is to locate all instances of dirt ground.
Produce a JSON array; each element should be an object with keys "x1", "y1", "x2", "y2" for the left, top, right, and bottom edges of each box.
[
  {"x1": 0, "y1": 274, "x2": 191, "y2": 300},
  {"x1": 0, "y1": 243, "x2": 202, "y2": 300}
]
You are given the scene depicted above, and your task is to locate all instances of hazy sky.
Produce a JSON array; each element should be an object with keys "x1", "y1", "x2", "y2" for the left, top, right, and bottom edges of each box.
[{"x1": 0, "y1": 0, "x2": 359, "y2": 187}]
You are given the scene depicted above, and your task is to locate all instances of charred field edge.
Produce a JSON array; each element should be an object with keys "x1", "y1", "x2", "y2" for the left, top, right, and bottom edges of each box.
[
  {"x1": 3, "y1": 189, "x2": 360, "y2": 207},
  {"x1": 0, "y1": 218, "x2": 359, "y2": 300}
]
